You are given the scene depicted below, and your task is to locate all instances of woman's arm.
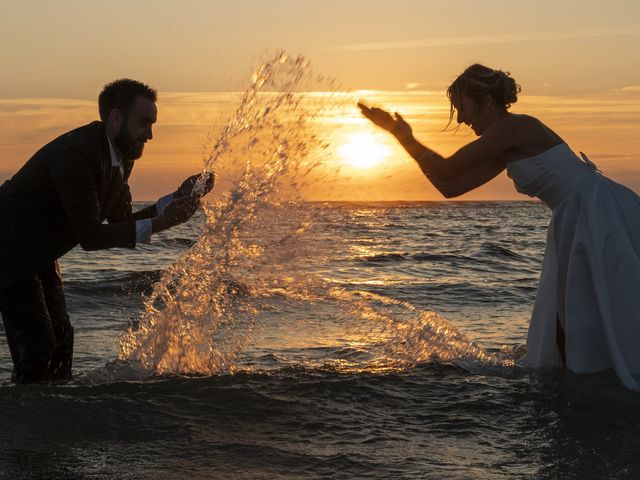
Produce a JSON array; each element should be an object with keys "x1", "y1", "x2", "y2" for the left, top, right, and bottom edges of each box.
[
  {"x1": 425, "y1": 156, "x2": 506, "y2": 198},
  {"x1": 358, "y1": 103, "x2": 515, "y2": 198},
  {"x1": 396, "y1": 130, "x2": 508, "y2": 198}
]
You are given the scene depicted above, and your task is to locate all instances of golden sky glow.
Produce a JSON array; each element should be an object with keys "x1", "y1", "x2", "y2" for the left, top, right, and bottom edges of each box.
[
  {"x1": 1, "y1": 1, "x2": 639, "y2": 200},
  {"x1": 338, "y1": 133, "x2": 391, "y2": 170}
]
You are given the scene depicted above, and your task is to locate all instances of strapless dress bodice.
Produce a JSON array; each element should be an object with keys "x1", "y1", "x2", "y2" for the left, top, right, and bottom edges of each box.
[{"x1": 506, "y1": 143, "x2": 601, "y2": 209}]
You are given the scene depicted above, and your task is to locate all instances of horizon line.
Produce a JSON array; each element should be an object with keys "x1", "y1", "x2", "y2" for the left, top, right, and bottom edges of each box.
[{"x1": 2, "y1": 86, "x2": 640, "y2": 103}]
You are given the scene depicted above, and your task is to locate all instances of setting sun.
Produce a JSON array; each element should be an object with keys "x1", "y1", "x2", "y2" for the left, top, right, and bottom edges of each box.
[{"x1": 338, "y1": 132, "x2": 391, "y2": 169}]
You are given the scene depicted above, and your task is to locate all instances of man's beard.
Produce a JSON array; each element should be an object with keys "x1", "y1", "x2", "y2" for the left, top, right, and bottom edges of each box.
[{"x1": 113, "y1": 122, "x2": 145, "y2": 161}]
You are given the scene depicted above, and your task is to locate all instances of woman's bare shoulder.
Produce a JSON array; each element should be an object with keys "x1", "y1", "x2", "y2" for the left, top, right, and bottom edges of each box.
[
  {"x1": 499, "y1": 113, "x2": 565, "y2": 162},
  {"x1": 510, "y1": 113, "x2": 562, "y2": 139},
  {"x1": 482, "y1": 113, "x2": 542, "y2": 138}
]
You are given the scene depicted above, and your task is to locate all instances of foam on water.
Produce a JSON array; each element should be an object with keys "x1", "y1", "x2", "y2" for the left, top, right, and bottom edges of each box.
[{"x1": 118, "y1": 52, "x2": 517, "y2": 377}]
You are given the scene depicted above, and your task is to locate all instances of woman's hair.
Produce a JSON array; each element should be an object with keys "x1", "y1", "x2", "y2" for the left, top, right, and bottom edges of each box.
[{"x1": 446, "y1": 64, "x2": 521, "y2": 125}]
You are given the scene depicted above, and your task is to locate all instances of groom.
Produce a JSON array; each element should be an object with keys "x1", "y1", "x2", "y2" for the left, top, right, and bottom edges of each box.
[{"x1": 0, "y1": 79, "x2": 214, "y2": 384}]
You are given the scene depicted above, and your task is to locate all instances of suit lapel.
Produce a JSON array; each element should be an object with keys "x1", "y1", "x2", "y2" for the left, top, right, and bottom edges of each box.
[
  {"x1": 98, "y1": 129, "x2": 112, "y2": 209},
  {"x1": 122, "y1": 159, "x2": 134, "y2": 183},
  {"x1": 103, "y1": 164, "x2": 124, "y2": 220},
  {"x1": 97, "y1": 124, "x2": 135, "y2": 221}
]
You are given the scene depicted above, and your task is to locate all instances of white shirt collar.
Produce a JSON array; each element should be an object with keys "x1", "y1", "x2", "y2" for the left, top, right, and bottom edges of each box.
[{"x1": 106, "y1": 133, "x2": 121, "y2": 167}]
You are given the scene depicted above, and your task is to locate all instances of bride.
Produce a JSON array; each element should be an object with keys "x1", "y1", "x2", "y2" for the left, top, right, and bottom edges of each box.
[{"x1": 359, "y1": 63, "x2": 640, "y2": 390}]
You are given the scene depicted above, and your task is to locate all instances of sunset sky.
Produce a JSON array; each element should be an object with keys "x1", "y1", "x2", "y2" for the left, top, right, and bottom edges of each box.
[{"x1": 1, "y1": 0, "x2": 639, "y2": 200}]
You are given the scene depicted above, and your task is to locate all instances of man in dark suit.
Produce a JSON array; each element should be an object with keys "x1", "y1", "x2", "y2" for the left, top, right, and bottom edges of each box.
[{"x1": 0, "y1": 79, "x2": 214, "y2": 384}]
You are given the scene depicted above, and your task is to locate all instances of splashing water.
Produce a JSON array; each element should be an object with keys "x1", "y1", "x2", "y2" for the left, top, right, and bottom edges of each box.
[
  {"x1": 119, "y1": 52, "x2": 328, "y2": 374},
  {"x1": 118, "y1": 52, "x2": 517, "y2": 376}
]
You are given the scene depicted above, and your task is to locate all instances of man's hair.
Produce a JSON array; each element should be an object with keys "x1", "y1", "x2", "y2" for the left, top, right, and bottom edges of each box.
[{"x1": 98, "y1": 79, "x2": 157, "y2": 121}]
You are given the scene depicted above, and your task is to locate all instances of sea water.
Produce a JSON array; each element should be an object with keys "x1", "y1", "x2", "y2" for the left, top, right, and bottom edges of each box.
[{"x1": 1, "y1": 53, "x2": 639, "y2": 479}]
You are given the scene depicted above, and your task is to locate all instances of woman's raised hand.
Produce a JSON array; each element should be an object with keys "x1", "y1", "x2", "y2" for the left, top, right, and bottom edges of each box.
[{"x1": 357, "y1": 102, "x2": 413, "y2": 140}]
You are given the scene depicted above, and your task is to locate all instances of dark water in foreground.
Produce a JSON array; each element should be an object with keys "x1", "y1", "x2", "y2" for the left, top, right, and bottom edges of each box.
[{"x1": 1, "y1": 201, "x2": 639, "y2": 479}]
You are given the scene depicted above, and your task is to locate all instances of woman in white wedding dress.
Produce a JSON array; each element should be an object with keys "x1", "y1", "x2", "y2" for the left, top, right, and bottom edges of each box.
[{"x1": 359, "y1": 64, "x2": 640, "y2": 390}]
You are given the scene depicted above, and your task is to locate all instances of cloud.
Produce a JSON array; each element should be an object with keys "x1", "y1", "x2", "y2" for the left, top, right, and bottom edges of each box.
[
  {"x1": 606, "y1": 85, "x2": 640, "y2": 94},
  {"x1": 327, "y1": 26, "x2": 640, "y2": 52}
]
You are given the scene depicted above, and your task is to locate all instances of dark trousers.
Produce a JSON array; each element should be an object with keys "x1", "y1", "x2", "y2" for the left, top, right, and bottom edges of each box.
[{"x1": 0, "y1": 261, "x2": 74, "y2": 384}]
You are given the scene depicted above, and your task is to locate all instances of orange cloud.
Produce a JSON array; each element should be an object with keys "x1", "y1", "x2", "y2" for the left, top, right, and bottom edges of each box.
[{"x1": 1, "y1": 88, "x2": 639, "y2": 201}]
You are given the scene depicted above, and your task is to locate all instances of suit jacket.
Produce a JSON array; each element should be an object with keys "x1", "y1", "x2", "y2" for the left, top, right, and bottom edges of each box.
[{"x1": 0, "y1": 121, "x2": 156, "y2": 289}]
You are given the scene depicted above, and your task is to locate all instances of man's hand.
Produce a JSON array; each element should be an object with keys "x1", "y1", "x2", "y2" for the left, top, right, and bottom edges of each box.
[
  {"x1": 176, "y1": 172, "x2": 215, "y2": 198},
  {"x1": 357, "y1": 102, "x2": 413, "y2": 141},
  {"x1": 151, "y1": 196, "x2": 200, "y2": 233}
]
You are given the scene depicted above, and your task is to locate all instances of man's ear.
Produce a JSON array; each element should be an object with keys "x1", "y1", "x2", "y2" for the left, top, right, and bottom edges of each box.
[{"x1": 108, "y1": 108, "x2": 124, "y2": 130}]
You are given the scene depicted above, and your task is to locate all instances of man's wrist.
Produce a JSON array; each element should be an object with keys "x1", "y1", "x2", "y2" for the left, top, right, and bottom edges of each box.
[
  {"x1": 156, "y1": 192, "x2": 176, "y2": 216},
  {"x1": 135, "y1": 219, "x2": 152, "y2": 244}
]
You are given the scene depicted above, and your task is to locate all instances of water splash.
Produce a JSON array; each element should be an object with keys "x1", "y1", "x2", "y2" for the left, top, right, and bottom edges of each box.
[
  {"x1": 193, "y1": 51, "x2": 329, "y2": 196},
  {"x1": 119, "y1": 52, "x2": 332, "y2": 374},
  {"x1": 118, "y1": 52, "x2": 516, "y2": 377}
]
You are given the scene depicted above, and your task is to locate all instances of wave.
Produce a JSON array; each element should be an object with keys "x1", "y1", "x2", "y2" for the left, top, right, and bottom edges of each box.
[
  {"x1": 480, "y1": 243, "x2": 529, "y2": 261},
  {"x1": 155, "y1": 237, "x2": 197, "y2": 248},
  {"x1": 360, "y1": 245, "x2": 533, "y2": 265},
  {"x1": 72, "y1": 346, "x2": 525, "y2": 387},
  {"x1": 64, "y1": 269, "x2": 164, "y2": 295},
  {"x1": 360, "y1": 252, "x2": 477, "y2": 264}
]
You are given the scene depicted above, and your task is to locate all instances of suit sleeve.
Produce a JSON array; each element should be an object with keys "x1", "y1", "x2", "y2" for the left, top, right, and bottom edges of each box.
[
  {"x1": 48, "y1": 144, "x2": 137, "y2": 251},
  {"x1": 106, "y1": 183, "x2": 158, "y2": 223},
  {"x1": 127, "y1": 204, "x2": 158, "y2": 221}
]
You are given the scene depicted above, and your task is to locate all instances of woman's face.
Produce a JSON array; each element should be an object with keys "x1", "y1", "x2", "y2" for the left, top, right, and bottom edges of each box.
[{"x1": 454, "y1": 94, "x2": 487, "y2": 136}]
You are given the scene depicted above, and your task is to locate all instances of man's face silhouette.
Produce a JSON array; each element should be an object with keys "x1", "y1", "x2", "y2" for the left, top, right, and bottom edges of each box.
[{"x1": 114, "y1": 96, "x2": 157, "y2": 161}]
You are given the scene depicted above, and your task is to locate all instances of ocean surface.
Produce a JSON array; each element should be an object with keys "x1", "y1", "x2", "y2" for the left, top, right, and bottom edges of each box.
[{"x1": 1, "y1": 200, "x2": 639, "y2": 480}]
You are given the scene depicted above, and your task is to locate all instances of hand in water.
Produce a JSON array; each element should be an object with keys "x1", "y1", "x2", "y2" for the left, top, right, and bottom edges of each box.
[
  {"x1": 152, "y1": 196, "x2": 200, "y2": 232},
  {"x1": 176, "y1": 172, "x2": 215, "y2": 198},
  {"x1": 357, "y1": 102, "x2": 412, "y2": 140}
]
